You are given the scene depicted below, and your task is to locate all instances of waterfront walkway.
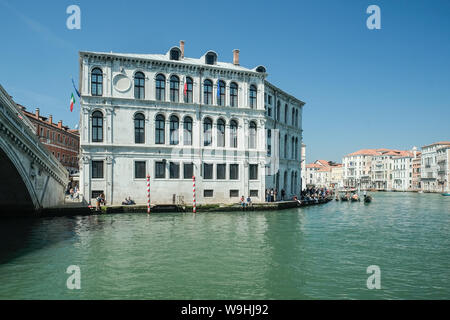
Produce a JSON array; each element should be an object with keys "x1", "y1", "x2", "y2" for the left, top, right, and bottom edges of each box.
[{"x1": 39, "y1": 197, "x2": 333, "y2": 217}]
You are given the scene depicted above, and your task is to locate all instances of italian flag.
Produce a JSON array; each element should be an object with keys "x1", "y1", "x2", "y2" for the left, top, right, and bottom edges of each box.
[{"x1": 70, "y1": 93, "x2": 75, "y2": 112}]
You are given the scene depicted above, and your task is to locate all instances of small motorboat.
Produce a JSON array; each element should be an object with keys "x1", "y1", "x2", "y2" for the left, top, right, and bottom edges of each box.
[
  {"x1": 351, "y1": 194, "x2": 360, "y2": 202},
  {"x1": 442, "y1": 193, "x2": 450, "y2": 196}
]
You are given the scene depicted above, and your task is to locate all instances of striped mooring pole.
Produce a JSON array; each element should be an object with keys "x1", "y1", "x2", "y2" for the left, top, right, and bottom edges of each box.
[
  {"x1": 193, "y1": 175, "x2": 196, "y2": 214},
  {"x1": 147, "y1": 174, "x2": 150, "y2": 214}
]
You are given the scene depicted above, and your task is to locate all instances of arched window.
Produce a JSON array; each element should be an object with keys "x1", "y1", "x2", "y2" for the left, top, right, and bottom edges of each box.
[
  {"x1": 276, "y1": 101, "x2": 280, "y2": 121},
  {"x1": 267, "y1": 129, "x2": 272, "y2": 156},
  {"x1": 230, "y1": 120, "x2": 238, "y2": 148},
  {"x1": 292, "y1": 109, "x2": 295, "y2": 126},
  {"x1": 284, "y1": 104, "x2": 288, "y2": 123},
  {"x1": 91, "y1": 68, "x2": 103, "y2": 96},
  {"x1": 217, "y1": 81, "x2": 225, "y2": 106},
  {"x1": 284, "y1": 134, "x2": 288, "y2": 158},
  {"x1": 204, "y1": 80, "x2": 213, "y2": 105},
  {"x1": 249, "y1": 121, "x2": 257, "y2": 149},
  {"x1": 184, "y1": 77, "x2": 193, "y2": 103},
  {"x1": 295, "y1": 109, "x2": 299, "y2": 127},
  {"x1": 291, "y1": 171, "x2": 295, "y2": 194},
  {"x1": 295, "y1": 137, "x2": 298, "y2": 160},
  {"x1": 170, "y1": 115, "x2": 179, "y2": 145},
  {"x1": 134, "y1": 72, "x2": 145, "y2": 99},
  {"x1": 134, "y1": 113, "x2": 145, "y2": 144},
  {"x1": 170, "y1": 75, "x2": 179, "y2": 102},
  {"x1": 183, "y1": 116, "x2": 193, "y2": 146},
  {"x1": 155, "y1": 114, "x2": 165, "y2": 144},
  {"x1": 156, "y1": 74, "x2": 165, "y2": 101},
  {"x1": 92, "y1": 111, "x2": 103, "y2": 142},
  {"x1": 170, "y1": 48, "x2": 181, "y2": 61},
  {"x1": 283, "y1": 171, "x2": 288, "y2": 191},
  {"x1": 230, "y1": 82, "x2": 238, "y2": 107},
  {"x1": 203, "y1": 118, "x2": 212, "y2": 146},
  {"x1": 249, "y1": 85, "x2": 257, "y2": 109},
  {"x1": 217, "y1": 118, "x2": 225, "y2": 147},
  {"x1": 291, "y1": 137, "x2": 295, "y2": 159}
]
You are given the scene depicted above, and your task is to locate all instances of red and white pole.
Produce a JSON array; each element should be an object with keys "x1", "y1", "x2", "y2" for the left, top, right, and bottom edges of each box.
[
  {"x1": 193, "y1": 175, "x2": 196, "y2": 214},
  {"x1": 147, "y1": 174, "x2": 151, "y2": 214}
]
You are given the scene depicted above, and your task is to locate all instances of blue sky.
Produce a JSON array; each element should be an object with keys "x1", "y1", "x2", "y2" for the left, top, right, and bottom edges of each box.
[{"x1": 0, "y1": 0, "x2": 449, "y2": 162}]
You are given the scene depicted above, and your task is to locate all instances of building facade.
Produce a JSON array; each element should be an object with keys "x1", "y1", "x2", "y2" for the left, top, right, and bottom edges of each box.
[
  {"x1": 343, "y1": 148, "x2": 419, "y2": 191},
  {"x1": 78, "y1": 43, "x2": 304, "y2": 205},
  {"x1": 421, "y1": 142, "x2": 450, "y2": 192},
  {"x1": 304, "y1": 160, "x2": 341, "y2": 189},
  {"x1": 20, "y1": 106, "x2": 80, "y2": 174}
]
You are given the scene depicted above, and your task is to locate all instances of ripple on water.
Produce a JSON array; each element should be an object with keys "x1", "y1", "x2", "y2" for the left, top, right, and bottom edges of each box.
[{"x1": 0, "y1": 192, "x2": 448, "y2": 299}]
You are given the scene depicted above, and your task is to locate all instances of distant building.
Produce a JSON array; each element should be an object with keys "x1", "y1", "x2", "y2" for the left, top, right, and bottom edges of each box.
[
  {"x1": 411, "y1": 147, "x2": 421, "y2": 191},
  {"x1": 436, "y1": 145, "x2": 450, "y2": 193},
  {"x1": 421, "y1": 141, "x2": 450, "y2": 192},
  {"x1": 305, "y1": 160, "x2": 341, "y2": 189},
  {"x1": 301, "y1": 143, "x2": 306, "y2": 190},
  {"x1": 392, "y1": 152, "x2": 415, "y2": 191},
  {"x1": 20, "y1": 106, "x2": 80, "y2": 175},
  {"x1": 343, "y1": 148, "x2": 419, "y2": 191},
  {"x1": 330, "y1": 164, "x2": 343, "y2": 189}
]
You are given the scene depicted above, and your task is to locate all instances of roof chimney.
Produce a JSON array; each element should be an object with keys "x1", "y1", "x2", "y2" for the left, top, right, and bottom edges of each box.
[
  {"x1": 180, "y1": 40, "x2": 185, "y2": 58},
  {"x1": 233, "y1": 49, "x2": 240, "y2": 66},
  {"x1": 48, "y1": 115, "x2": 53, "y2": 125},
  {"x1": 58, "y1": 120, "x2": 63, "y2": 129},
  {"x1": 35, "y1": 108, "x2": 40, "y2": 118}
]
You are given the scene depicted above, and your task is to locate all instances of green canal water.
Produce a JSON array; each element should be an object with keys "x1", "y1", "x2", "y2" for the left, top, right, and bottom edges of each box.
[{"x1": 0, "y1": 192, "x2": 449, "y2": 299}]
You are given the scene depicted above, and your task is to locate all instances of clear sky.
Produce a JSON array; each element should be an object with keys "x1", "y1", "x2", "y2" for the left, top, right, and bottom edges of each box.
[{"x1": 1, "y1": 0, "x2": 449, "y2": 162}]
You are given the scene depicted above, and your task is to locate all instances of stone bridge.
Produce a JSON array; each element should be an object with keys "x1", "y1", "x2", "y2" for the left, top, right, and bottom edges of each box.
[{"x1": 0, "y1": 85, "x2": 68, "y2": 215}]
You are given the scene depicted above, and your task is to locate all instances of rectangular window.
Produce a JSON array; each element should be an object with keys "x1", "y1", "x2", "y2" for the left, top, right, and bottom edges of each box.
[
  {"x1": 184, "y1": 163, "x2": 194, "y2": 179},
  {"x1": 91, "y1": 190, "x2": 103, "y2": 199},
  {"x1": 92, "y1": 161, "x2": 104, "y2": 179},
  {"x1": 155, "y1": 161, "x2": 166, "y2": 179},
  {"x1": 170, "y1": 162, "x2": 180, "y2": 179},
  {"x1": 229, "y1": 190, "x2": 239, "y2": 198},
  {"x1": 135, "y1": 161, "x2": 146, "y2": 179},
  {"x1": 204, "y1": 190, "x2": 214, "y2": 197},
  {"x1": 216, "y1": 164, "x2": 226, "y2": 180},
  {"x1": 230, "y1": 164, "x2": 239, "y2": 180},
  {"x1": 249, "y1": 164, "x2": 258, "y2": 180},
  {"x1": 250, "y1": 190, "x2": 259, "y2": 197},
  {"x1": 203, "y1": 163, "x2": 213, "y2": 179}
]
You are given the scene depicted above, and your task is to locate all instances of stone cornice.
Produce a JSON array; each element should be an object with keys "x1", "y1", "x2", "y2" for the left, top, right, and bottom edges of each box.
[{"x1": 80, "y1": 51, "x2": 266, "y2": 80}]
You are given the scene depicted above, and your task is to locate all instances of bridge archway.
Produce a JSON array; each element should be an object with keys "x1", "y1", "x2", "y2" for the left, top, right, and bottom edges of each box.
[{"x1": 0, "y1": 141, "x2": 37, "y2": 214}]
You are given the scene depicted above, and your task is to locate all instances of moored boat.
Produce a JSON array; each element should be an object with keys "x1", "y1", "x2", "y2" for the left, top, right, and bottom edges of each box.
[{"x1": 442, "y1": 193, "x2": 450, "y2": 196}]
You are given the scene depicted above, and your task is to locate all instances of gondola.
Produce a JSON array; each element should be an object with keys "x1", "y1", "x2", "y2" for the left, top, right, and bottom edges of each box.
[{"x1": 364, "y1": 195, "x2": 372, "y2": 203}]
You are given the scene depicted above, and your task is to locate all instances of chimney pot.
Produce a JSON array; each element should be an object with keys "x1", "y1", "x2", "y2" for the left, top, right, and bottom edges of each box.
[
  {"x1": 58, "y1": 120, "x2": 63, "y2": 129},
  {"x1": 35, "y1": 108, "x2": 40, "y2": 118},
  {"x1": 180, "y1": 40, "x2": 185, "y2": 58},
  {"x1": 233, "y1": 49, "x2": 240, "y2": 66},
  {"x1": 49, "y1": 115, "x2": 53, "y2": 124}
]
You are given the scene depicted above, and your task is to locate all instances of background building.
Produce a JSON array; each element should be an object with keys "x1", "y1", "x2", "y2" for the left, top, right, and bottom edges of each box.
[
  {"x1": 421, "y1": 141, "x2": 450, "y2": 192},
  {"x1": 20, "y1": 106, "x2": 79, "y2": 175},
  {"x1": 79, "y1": 42, "x2": 304, "y2": 205}
]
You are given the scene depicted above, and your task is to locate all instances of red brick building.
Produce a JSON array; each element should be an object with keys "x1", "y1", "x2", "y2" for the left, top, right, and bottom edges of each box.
[{"x1": 19, "y1": 106, "x2": 80, "y2": 175}]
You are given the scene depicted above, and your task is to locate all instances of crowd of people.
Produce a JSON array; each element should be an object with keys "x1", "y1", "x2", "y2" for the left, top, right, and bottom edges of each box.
[
  {"x1": 300, "y1": 187, "x2": 332, "y2": 202},
  {"x1": 265, "y1": 188, "x2": 287, "y2": 202}
]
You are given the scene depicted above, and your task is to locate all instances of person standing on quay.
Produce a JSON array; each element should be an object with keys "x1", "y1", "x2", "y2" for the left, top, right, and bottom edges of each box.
[{"x1": 270, "y1": 189, "x2": 274, "y2": 202}]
